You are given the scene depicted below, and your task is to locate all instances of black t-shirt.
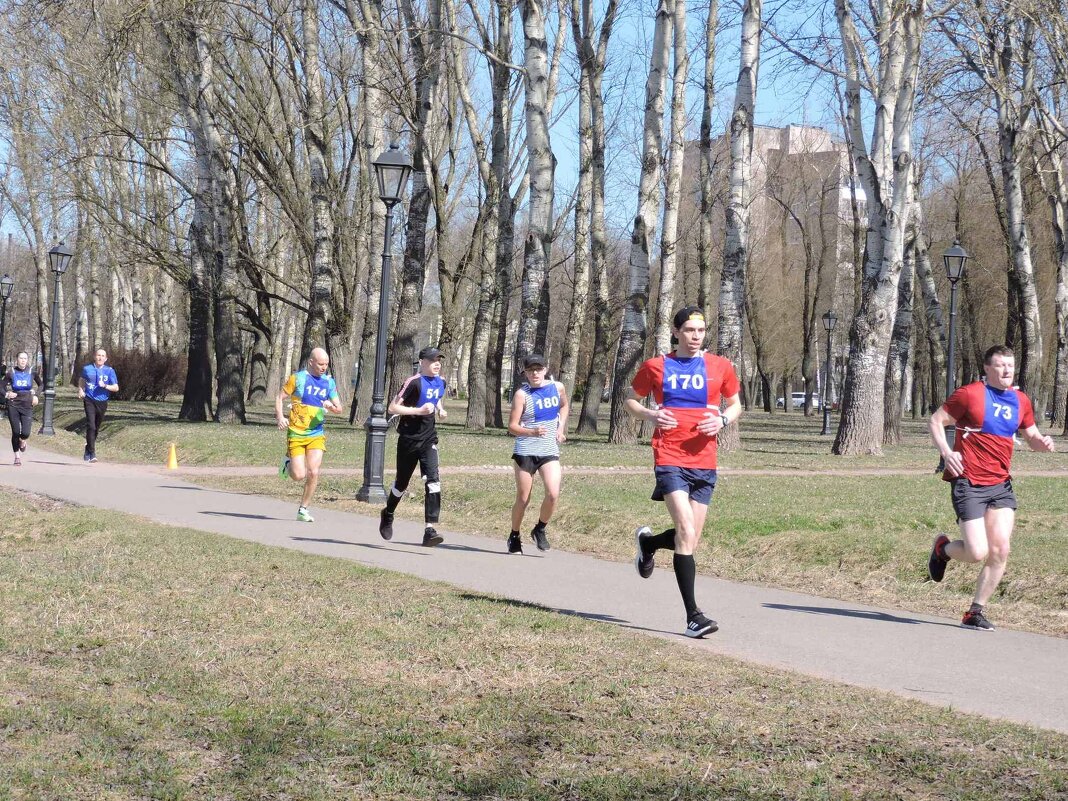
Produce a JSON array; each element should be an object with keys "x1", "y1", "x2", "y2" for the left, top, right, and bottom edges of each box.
[{"x1": 395, "y1": 374, "x2": 445, "y2": 445}]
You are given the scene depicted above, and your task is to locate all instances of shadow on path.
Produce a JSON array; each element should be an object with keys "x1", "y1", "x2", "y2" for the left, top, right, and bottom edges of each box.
[
  {"x1": 291, "y1": 535, "x2": 428, "y2": 555},
  {"x1": 763, "y1": 603, "x2": 958, "y2": 629},
  {"x1": 437, "y1": 542, "x2": 510, "y2": 556},
  {"x1": 202, "y1": 511, "x2": 280, "y2": 521}
]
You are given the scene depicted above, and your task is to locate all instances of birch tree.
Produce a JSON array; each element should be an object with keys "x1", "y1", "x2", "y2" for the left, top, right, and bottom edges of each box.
[
  {"x1": 832, "y1": 0, "x2": 924, "y2": 456},
  {"x1": 719, "y1": 0, "x2": 762, "y2": 450},
  {"x1": 608, "y1": 0, "x2": 671, "y2": 444}
]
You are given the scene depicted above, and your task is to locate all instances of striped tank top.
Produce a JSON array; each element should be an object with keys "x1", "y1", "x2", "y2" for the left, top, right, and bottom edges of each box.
[{"x1": 513, "y1": 382, "x2": 561, "y2": 457}]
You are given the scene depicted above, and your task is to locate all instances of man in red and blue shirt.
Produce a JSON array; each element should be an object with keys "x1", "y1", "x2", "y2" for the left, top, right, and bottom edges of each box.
[
  {"x1": 928, "y1": 345, "x2": 1055, "y2": 631},
  {"x1": 625, "y1": 306, "x2": 742, "y2": 638}
]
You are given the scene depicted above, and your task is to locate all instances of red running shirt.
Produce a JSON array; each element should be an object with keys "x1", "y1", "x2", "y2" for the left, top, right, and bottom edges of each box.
[
  {"x1": 942, "y1": 381, "x2": 1034, "y2": 485},
  {"x1": 631, "y1": 352, "x2": 740, "y2": 469}
]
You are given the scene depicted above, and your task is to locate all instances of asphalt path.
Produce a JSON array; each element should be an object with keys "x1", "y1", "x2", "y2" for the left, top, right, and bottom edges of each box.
[{"x1": 2, "y1": 446, "x2": 1066, "y2": 735}]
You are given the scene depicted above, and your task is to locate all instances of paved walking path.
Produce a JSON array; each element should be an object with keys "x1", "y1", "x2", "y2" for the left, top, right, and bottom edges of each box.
[{"x1": 3, "y1": 447, "x2": 1067, "y2": 735}]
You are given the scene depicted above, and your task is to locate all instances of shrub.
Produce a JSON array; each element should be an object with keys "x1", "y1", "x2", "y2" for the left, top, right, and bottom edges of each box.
[{"x1": 93, "y1": 349, "x2": 187, "y2": 402}]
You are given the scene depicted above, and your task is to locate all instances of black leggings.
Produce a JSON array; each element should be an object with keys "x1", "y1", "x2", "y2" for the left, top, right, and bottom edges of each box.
[
  {"x1": 84, "y1": 398, "x2": 108, "y2": 455},
  {"x1": 385, "y1": 441, "x2": 441, "y2": 524},
  {"x1": 7, "y1": 405, "x2": 32, "y2": 452}
]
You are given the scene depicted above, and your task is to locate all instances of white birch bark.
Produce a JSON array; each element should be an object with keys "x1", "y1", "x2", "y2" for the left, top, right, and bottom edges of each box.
[
  {"x1": 608, "y1": 0, "x2": 672, "y2": 444},
  {"x1": 719, "y1": 0, "x2": 761, "y2": 450},
  {"x1": 514, "y1": 0, "x2": 556, "y2": 373},
  {"x1": 652, "y1": 0, "x2": 689, "y2": 356},
  {"x1": 831, "y1": 0, "x2": 924, "y2": 456}
]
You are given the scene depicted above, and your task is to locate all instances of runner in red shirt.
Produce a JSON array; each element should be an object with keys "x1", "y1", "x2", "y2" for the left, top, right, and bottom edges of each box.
[
  {"x1": 625, "y1": 306, "x2": 742, "y2": 638},
  {"x1": 927, "y1": 345, "x2": 1055, "y2": 631}
]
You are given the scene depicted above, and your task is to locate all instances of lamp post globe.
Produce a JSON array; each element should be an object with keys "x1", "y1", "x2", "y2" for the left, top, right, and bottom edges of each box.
[
  {"x1": 40, "y1": 242, "x2": 74, "y2": 436},
  {"x1": 821, "y1": 309, "x2": 838, "y2": 435},
  {"x1": 356, "y1": 144, "x2": 413, "y2": 503}
]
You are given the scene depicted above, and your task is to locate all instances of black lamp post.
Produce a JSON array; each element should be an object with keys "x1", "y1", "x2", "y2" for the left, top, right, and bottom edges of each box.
[
  {"x1": 356, "y1": 144, "x2": 412, "y2": 503},
  {"x1": 40, "y1": 243, "x2": 73, "y2": 435},
  {"x1": 0, "y1": 274, "x2": 13, "y2": 372},
  {"x1": 937, "y1": 239, "x2": 968, "y2": 471},
  {"x1": 820, "y1": 309, "x2": 838, "y2": 435}
]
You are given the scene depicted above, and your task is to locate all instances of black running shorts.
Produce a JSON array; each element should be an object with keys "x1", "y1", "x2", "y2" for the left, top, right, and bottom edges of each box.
[
  {"x1": 512, "y1": 453, "x2": 559, "y2": 474},
  {"x1": 950, "y1": 478, "x2": 1017, "y2": 523}
]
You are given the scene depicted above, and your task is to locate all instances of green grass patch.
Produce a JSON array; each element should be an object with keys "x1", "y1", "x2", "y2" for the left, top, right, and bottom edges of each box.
[{"x1": 1, "y1": 489, "x2": 1067, "y2": 799}]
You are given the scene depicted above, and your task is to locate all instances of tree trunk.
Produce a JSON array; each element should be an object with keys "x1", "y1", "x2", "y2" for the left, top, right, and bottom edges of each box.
[
  {"x1": 719, "y1": 0, "x2": 761, "y2": 450},
  {"x1": 696, "y1": 0, "x2": 719, "y2": 316},
  {"x1": 652, "y1": 0, "x2": 689, "y2": 355},
  {"x1": 831, "y1": 0, "x2": 923, "y2": 456},
  {"x1": 883, "y1": 232, "x2": 914, "y2": 445},
  {"x1": 514, "y1": 0, "x2": 556, "y2": 386},
  {"x1": 608, "y1": 0, "x2": 671, "y2": 444}
]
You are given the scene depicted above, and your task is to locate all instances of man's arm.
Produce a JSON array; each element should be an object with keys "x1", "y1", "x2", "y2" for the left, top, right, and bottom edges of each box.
[
  {"x1": 77, "y1": 369, "x2": 86, "y2": 399},
  {"x1": 929, "y1": 407, "x2": 963, "y2": 476},
  {"x1": 555, "y1": 382, "x2": 569, "y2": 442},
  {"x1": 624, "y1": 387, "x2": 677, "y2": 429},
  {"x1": 1020, "y1": 424, "x2": 1056, "y2": 452},
  {"x1": 388, "y1": 378, "x2": 434, "y2": 416},
  {"x1": 275, "y1": 387, "x2": 289, "y2": 430}
]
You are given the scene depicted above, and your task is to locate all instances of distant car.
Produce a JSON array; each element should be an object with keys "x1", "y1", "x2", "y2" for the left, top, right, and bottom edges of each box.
[{"x1": 776, "y1": 392, "x2": 820, "y2": 410}]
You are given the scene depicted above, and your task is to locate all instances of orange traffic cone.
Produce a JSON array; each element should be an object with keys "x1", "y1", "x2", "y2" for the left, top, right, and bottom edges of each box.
[{"x1": 166, "y1": 442, "x2": 178, "y2": 470}]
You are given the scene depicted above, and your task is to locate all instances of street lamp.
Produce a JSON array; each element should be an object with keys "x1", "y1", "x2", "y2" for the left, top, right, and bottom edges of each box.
[
  {"x1": 820, "y1": 309, "x2": 838, "y2": 435},
  {"x1": 0, "y1": 274, "x2": 13, "y2": 372},
  {"x1": 356, "y1": 144, "x2": 413, "y2": 503},
  {"x1": 40, "y1": 242, "x2": 73, "y2": 435},
  {"x1": 937, "y1": 239, "x2": 968, "y2": 472}
]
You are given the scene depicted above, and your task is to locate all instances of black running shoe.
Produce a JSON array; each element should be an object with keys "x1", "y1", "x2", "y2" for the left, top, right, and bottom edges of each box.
[
  {"x1": 928, "y1": 533, "x2": 950, "y2": 582},
  {"x1": 685, "y1": 613, "x2": 719, "y2": 638},
  {"x1": 531, "y1": 526, "x2": 551, "y2": 552},
  {"x1": 422, "y1": 526, "x2": 443, "y2": 547},
  {"x1": 961, "y1": 609, "x2": 995, "y2": 631},
  {"x1": 634, "y1": 525, "x2": 655, "y2": 578},
  {"x1": 507, "y1": 532, "x2": 523, "y2": 554},
  {"x1": 379, "y1": 509, "x2": 394, "y2": 541}
]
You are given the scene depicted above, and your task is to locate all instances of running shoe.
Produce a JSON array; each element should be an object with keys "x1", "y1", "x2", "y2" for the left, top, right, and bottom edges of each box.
[
  {"x1": 297, "y1": 506, "x2": 314, "y2": 523},
  {"x1": 83, "y1": 452, "x2": 92, "y2": 462},
  {"x1": 507, "y1": 531, "x2": 523, "y2": 554},
  {"x1": 422, "y1": 526, "x2": 443, "y2": 547},
  {"x1": 88, "y1": 454, "x2": 98, "y2": 463},
  {"x1": 279, "y1": 456, "x2": 290, "y2": 478},
  {"x1": 961, "y1": 609, "x2": 995, "y2": 631},
  {"x1": 685, "y1": 613, "x2": 719, "y2": 638},
  {"x1": 531, "y1": 526, "x2": 551, "y2": 552},
  {"x1": 379, "y1": 509, "x2": 394, "y2": 541},
  {"x1": 928, "y1": 533, "x2": 951, "y2": 582},
  {"x1": 13, "y1": 454, "x2": 21, "y2": 466},
  {"x1": 634, "y1": 525, "x2": 655, "y2": 578}
]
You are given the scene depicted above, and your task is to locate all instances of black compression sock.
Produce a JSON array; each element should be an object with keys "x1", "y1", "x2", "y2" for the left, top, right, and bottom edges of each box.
[
  {"x1": 510, "y1": 529, "x2": 520, "y2": 538},
  {"x1": 673, "y1": 553, "x2": 699, "y2": 619},
  {"x1": 644, "y1": 528, "x2": 677, "y2": 553}
]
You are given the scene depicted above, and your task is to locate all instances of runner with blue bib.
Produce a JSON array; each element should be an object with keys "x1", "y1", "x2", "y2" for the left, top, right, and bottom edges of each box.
[
  {"x1": 2, "y1": 352, "x2": 41, "y2": 466},
  {"x1": 506, "y1": 353, "x2": 570, "y2": 554}
]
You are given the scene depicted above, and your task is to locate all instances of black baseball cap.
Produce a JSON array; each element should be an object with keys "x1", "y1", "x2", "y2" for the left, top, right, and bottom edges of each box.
[
  {"x1": 522, "y1": 353, "x2": 547, "y2": 369},
  {"x1": 672, "y1": 305, "x2": 706, "y2": 330},
  {"x1": 418, "y1": 346, "x2": 442, "y2": 361}
]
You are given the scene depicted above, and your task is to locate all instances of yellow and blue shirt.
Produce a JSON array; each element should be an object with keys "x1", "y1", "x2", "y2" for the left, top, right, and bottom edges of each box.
[{"x1": 282, "y1": 370, "x2": 339, "y2": 439}]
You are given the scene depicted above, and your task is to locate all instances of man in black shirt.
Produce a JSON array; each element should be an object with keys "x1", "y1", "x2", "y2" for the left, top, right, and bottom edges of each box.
[{"x1": 379, "y1": 346, "x2": 448, "y2": 547}]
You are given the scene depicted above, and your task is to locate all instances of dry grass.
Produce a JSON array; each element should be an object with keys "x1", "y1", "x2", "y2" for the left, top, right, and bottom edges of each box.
[{"x1": 1, "y1": 489, "x2": 1066, "y2": 799}]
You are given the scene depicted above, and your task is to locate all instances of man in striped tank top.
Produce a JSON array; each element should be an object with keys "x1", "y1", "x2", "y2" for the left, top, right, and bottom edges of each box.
[
  {"x1": 506, "y1": 353, "x2": 569, "y2": 553},
  {"x1": 625, "y1": 306, "x2": 742, "y2": 638}
]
